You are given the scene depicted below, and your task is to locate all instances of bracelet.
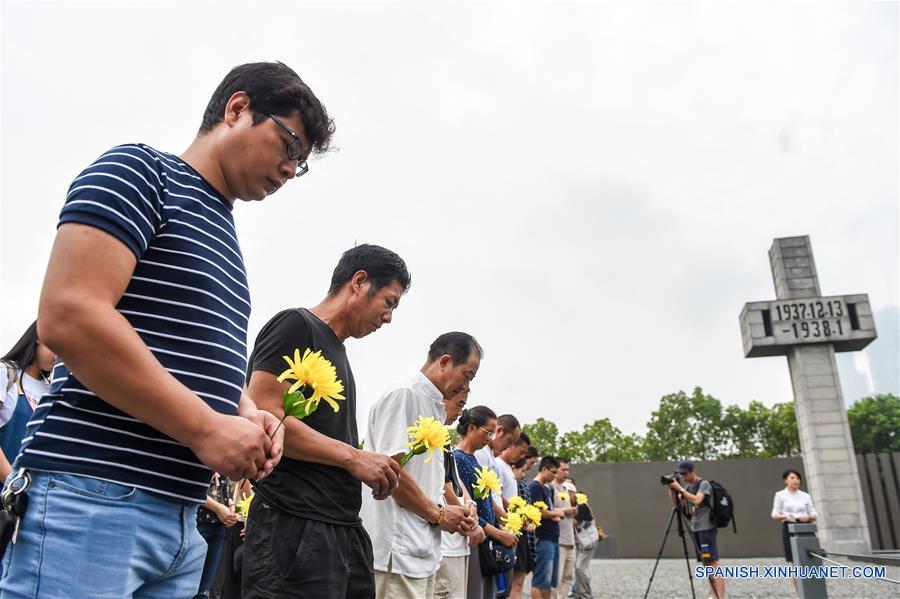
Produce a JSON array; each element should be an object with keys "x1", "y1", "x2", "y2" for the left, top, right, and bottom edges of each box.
[{"x1": 432, "y1": 505, "x2": 445, "y2": 527}]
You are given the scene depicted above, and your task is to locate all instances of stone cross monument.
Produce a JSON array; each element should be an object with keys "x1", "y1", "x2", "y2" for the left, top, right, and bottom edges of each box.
[{"x1": 739, "y1": 236, "x2": 876, "y2": 553}]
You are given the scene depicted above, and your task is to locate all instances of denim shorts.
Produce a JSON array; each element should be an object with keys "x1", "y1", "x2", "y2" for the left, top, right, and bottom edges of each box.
[
  {"x1": 531, "y1": 538, "x2": 560, "y2": 589},
  {"x1": 693, "y1": 528, "x2": 719, "y2": 563}
]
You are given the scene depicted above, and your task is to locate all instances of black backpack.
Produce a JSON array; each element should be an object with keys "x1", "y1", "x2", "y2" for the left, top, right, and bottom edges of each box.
[{"x1": 705, "y1": 479, "x2": 736, "y2": 533}]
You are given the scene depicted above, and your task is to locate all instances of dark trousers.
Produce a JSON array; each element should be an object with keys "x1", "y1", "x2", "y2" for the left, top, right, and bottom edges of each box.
[
  {"x1": 195, "y1": 521, "x2": 226, "y2": 597},
  {"x1": 210, "y1": 521, "x2": 244, "y2": 599},
  {"x1": 241, "y1": 497, "x2": 375, "y2": 599}
]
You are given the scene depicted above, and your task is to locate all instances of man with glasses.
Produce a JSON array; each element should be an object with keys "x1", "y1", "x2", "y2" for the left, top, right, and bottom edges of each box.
[
  {"x1": 361, "y1": 332, "x2": 481, "y2": 599},
  {"x1": 1, "y1": 62, "x2": 333, "y2": 597},
  {"x1": 268, "y1": 114, "x2": 310, "y2": 177}
]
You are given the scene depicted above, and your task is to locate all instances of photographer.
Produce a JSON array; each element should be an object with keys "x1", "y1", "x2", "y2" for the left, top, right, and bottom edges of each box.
[{"x1": 667, "y1": 460, "x2": 725, "y2": 599}]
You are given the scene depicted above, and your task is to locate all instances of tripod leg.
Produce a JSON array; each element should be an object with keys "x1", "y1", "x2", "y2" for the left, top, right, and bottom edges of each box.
[
  {"x1": 643, "y1": 507, "x2": 678, "y2": 599},
  {"x1": 675, "y1": 510, "x2": 697, "y2": 599}
]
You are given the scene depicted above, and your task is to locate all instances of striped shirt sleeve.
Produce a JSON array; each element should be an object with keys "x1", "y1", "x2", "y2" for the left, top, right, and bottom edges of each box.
[{"x1": 60, "y1": 144, "x2": 164, "y2": 258}]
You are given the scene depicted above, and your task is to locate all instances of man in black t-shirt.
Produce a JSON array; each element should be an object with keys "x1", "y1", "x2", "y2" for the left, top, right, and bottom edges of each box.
[{"x1": 241, "y1": 244, "x2": 411, "y2": 599}]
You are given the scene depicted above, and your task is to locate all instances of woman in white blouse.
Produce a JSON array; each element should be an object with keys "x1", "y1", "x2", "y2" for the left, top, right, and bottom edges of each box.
[{"x1": 771, "y1": 469, "x2": 817, "y2": 563}]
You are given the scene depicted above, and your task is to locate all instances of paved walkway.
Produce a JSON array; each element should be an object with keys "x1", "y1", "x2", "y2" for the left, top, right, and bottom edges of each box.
[{"x1": 519, "y1": 557, "x2": 900, "y2": 598}]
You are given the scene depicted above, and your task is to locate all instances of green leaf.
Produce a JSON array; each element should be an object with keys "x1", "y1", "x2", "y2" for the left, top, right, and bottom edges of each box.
[{"x1": 283, "y1": 390, "x2": 309, "y2": 419}]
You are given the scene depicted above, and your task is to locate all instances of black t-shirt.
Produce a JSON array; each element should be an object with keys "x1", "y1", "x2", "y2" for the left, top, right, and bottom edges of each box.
[{"x1": 247, "y1": 308, "x2": 361, "y2": 526}]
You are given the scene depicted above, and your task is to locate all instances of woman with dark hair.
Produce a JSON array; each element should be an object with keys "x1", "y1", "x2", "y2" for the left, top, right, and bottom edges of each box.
[
  {"x1": 771, "y1": 468, "x2": 818, "y2": 562},
  {"x1": 455, "y1": 406, "x2": 518, "y2": 599},
  {"x1": 0, "y1": 321, "x2": 55, "y2": 478}
]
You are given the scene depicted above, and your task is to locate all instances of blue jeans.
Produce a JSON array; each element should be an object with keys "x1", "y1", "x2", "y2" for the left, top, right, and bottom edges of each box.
[
  {"x1": 0, "y1": 471, "x2": 205, "y2": 598},
  {"x1": 532, "y1": 538, "x2": 560, "y2": 589},
  {"x1": 195, "y1": 521, "x2": 226, "y2": 597}
]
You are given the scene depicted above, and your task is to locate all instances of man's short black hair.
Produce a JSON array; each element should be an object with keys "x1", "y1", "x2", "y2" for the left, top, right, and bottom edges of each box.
[
  {"x1": 539, "y1": 456, "x2": 560, "y2": 471},
  {"x1": 427, "y1": 332, "x2": 483, "y2": 365},
  {"x1": 513, "y1": 458, "x2": 528, "y2": 469},
  {"x1": 498, "y1": 414, "x2": 520, "y2": 432},
  {"x1": 514, "y1": 431, "x2": 531, "y2": 447},
  {"x1": 199, "y1": 61, "x2": 335, "y2": 154},
  {"x1": 556, "y1": 456, "x2": 570, "y2": 465},
  {"x1": 327, "y1": 244, "x2": 411, "y2": 296},
  {"x1": 525, "y1": 446, "x2": 539, "y2": 458}
]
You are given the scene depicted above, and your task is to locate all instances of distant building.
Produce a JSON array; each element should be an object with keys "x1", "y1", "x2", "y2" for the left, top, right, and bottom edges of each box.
[{"x1": 838, "y1": 306, "x2": 900, "y2": 404}]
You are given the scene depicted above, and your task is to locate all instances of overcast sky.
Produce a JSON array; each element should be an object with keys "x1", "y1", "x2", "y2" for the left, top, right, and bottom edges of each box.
[{"x1": 1, "y1": 1, "x2": 897, "y2": 438}]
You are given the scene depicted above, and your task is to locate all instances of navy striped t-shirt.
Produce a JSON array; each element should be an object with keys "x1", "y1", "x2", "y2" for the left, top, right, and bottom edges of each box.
[{"x1": 16, "y1": 143, "x2": 250, "y2": 503}]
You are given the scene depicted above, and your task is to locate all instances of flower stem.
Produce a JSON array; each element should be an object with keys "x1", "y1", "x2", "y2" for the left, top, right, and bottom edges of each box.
[
  {"x1": 236, "y1": 415, "x2": 288, "y2": 488},
  {"x1": 272, "y1": 415, "x2": 288, "y2": 438}
]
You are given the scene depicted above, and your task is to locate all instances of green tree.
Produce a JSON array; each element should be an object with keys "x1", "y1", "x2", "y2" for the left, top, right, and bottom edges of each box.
[
  {"x1": 615, "y1": 433, "x2": 647, "y2": 462},
  {"x1": 532, "y1": 418, "x2": 646, "y2": 463},
  {"x1": 643, "y1": 387, "x2": 726, "y2": 461},
  {"x1": 522, "y1": 418, "x2": 559, "y2": 457},
  {"x1": 721, "y1": 400, "x2": 771, "y2": 458},
  {"x1": 848, "y1": 394, "x2": 900, "y2": 454},
  {"x1": 558, "y1": 429, "x2": 591, "y2": 463},
  {"x1": 572, "y1": 418, "x2": 646, "y2": 462},
  {"x1": 760, "y1": 401, "x2": 800, "y2": 457},
  {"x1": 580, "y1": 418, "x2": 626, "y2": 462}
]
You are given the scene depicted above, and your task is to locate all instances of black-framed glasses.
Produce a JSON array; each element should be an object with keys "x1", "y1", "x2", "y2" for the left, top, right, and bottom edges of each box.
[{"x1": 268, "y1": 114, "x2": 309, "y2": 177}]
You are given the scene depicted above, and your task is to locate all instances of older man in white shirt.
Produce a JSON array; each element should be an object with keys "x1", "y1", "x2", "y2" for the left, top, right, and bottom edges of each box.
[{"x1": 362, "y1": 333, "x2": 483, "y2": 599}]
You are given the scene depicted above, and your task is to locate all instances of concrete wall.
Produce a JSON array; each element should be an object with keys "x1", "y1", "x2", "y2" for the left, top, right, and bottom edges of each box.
[{"x1": 562, "y1": 457, "x2": 805, "y2": 558}]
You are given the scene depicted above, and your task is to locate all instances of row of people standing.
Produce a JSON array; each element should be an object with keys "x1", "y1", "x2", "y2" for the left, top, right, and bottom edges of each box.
[
  {"x1": 359, "y1": 353, "x2": 602, "y2": 599},
  {"x1": 0, "y1": 60, "x2": 414, "y2": 597},
  {"x1": 0, "y1": 57, "x2": 601, "y2": 599}
]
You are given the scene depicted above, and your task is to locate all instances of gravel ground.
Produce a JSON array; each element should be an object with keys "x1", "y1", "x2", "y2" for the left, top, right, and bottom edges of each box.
[{"x1": 519, "y1": 557, "x2": 900, "y2": 598}]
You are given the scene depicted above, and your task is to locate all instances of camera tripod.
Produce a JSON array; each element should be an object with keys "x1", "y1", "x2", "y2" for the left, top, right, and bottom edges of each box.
[{"x1": 643, "y1": 493, "x2": 720, "y2": 599}]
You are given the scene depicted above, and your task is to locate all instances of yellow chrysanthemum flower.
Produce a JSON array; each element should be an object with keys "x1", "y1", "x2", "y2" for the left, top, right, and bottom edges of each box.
[
  {"x1": 576, "y1": 492, "x2": 588, "y2": 505},
  {"x1": 533, "y1": 501, "x2": 549, "y2": 511},
  {"x1": 558, "y1": 491, "x2": 570, "y2": 503},
  {"x1": 523, "y1": 504, "x2": 543, "y2": 526},
  {"x1": 403, "y1": 416, "x2": 451, "y2": 464},
  {"x1": 277, "y1": 348, "x2": 346, "y2": 413},
  {"x1": 502, "y1": 511, "x2": 524, "y2": 536},
  {"x1": 473, "y1": 465, "x2": 501, "y2": 500},
  {"x1": 235, "y1": 492, "x2": 254, "y2": 519},
  {"x1": 508, "y1": 495, "x2": 526, "y2": 512}
]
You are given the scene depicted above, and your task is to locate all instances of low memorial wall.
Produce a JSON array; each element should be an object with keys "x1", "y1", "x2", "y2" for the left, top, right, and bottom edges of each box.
[{"x1": 561, "y1": 453, "x2": 899, "y2": 558}]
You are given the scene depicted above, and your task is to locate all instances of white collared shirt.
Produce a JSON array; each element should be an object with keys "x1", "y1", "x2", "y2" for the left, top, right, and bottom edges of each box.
[
  {"x1": 360, "y1": 372, "x2": 447, "y2": 578},
  {"x1": 495, "y1": 457, "x2": 517, "y2": 501},
  {"x1": 772, "y1": 487, "x2": 817, "y2": 521},
  {"x1": 441, "y1": 456, "x2": 470, "y2": 558}
]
